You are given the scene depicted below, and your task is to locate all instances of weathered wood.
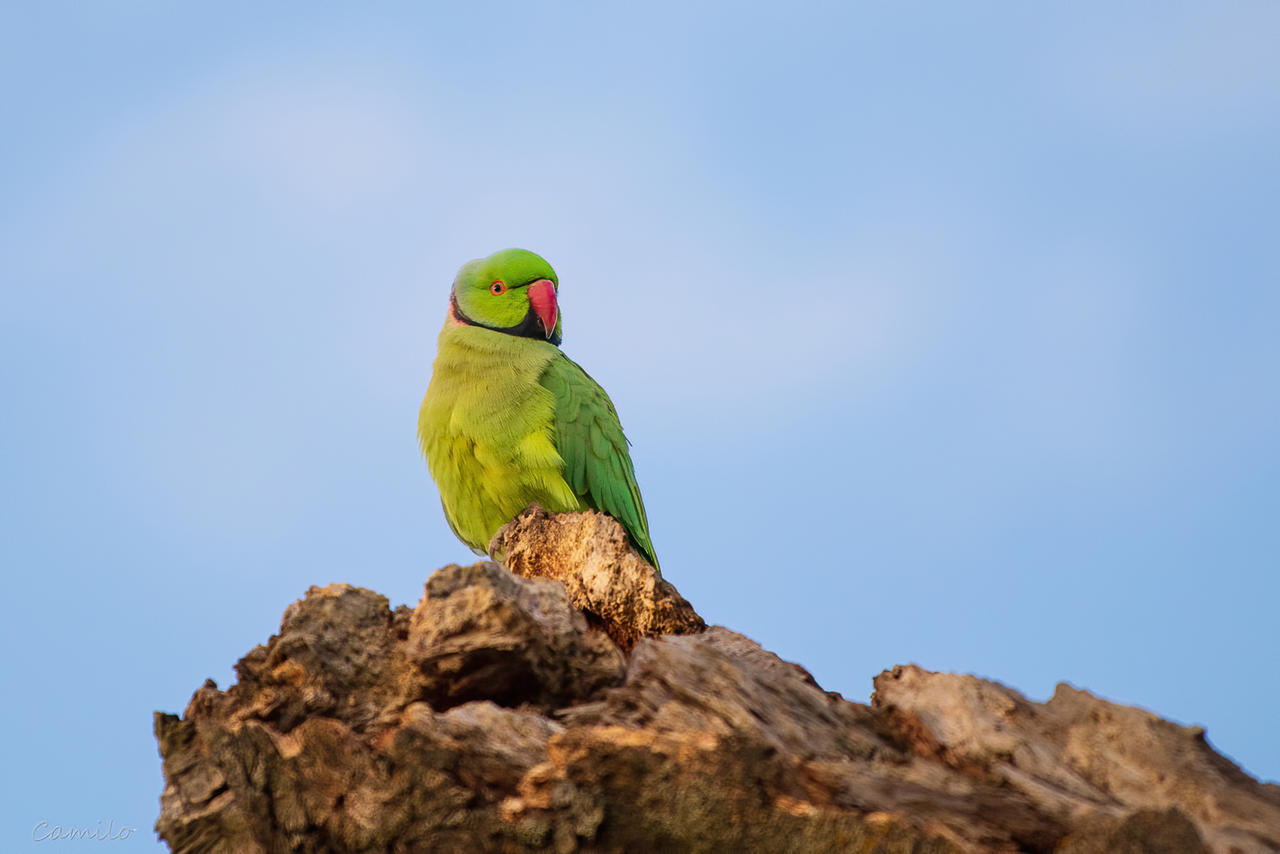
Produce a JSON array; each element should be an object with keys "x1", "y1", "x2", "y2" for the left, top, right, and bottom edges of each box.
[
  {"x1": 155, "y1": 508, "x2": 1280, "y2": 853},
  {"x1": 491, "y1": 504, "x2": 706, "y2": 651}
]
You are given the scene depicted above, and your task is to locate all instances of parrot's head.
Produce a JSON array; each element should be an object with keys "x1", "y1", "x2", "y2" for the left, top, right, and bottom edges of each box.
[{"x1": 449, "y1": 248, "x2": 562, "y2": 346}]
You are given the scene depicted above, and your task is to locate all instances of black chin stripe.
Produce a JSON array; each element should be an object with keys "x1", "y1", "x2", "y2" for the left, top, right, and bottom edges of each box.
[{"x1": 452, "y1": 293, "x2": 561, "y2": 346}]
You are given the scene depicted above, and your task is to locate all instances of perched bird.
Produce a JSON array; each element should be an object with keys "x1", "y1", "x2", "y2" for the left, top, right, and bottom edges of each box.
[{"x1": 419, "y1": 248, "x2": 659, "y2": 569}]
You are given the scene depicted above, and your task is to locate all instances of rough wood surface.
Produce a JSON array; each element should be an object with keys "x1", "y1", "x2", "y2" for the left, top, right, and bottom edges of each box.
[
  {"x1": 490, "y1": 504, "x2": 705, "y2": 651},
  {"x1": 156, "y1": 508, "x2": 1280, "y2": 853}
]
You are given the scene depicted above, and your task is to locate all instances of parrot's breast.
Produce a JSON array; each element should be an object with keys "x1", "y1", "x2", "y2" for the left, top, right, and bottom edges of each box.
[{"x1": 419, "y1": 325, "x2": 581, "y2": 553}]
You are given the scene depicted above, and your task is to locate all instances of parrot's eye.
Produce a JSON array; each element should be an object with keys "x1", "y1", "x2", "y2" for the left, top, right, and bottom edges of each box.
[{"x1": 490, "y1": 281, "x2": 506, "y2": 295}]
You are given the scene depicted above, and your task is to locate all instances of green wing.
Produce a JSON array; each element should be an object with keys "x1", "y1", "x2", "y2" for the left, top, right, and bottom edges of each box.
[{"x1": 539, "y1": 355, "x2": 658, "y2": 569}]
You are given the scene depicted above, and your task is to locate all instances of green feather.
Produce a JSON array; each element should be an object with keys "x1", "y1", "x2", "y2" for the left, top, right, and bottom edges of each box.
[
  {"x1": 538, "y1": 356, "x2": 658, "y2": 569},
  {"x1": 419, "y1": 325, "x2": 576, "y2": 552},
  {"x1": 419, "y1": 249, "x2": 659, "y2": 570}
]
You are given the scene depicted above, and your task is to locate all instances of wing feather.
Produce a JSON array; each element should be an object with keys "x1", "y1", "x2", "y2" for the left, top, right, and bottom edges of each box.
[{"x1": 539, "y1": 355, "x2": 658, "y2": 569}]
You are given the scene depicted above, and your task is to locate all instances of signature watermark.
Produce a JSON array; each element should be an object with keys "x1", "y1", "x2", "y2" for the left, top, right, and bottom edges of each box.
[{"x1": 32, "y1": 820, "x2": 137, "y2": 842}]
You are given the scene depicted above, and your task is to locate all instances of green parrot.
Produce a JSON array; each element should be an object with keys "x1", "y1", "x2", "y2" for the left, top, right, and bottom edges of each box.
[{"x1": 418, "y1": 248, "x2": 659, "y2": 570}]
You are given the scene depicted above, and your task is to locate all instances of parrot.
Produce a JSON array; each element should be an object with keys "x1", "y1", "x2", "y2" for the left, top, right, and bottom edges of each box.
[{"x1": 418, "y1": 248, "x2": 659, "y2": 570}]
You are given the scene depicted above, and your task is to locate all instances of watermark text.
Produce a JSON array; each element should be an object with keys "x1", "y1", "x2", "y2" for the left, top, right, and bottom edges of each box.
[{"x1": 32, "y1": 820, "x2": 137, "y2": 842}]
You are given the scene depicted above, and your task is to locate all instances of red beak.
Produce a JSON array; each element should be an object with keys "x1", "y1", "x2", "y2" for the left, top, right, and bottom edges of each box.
[{"x1": 527, "y1": 278, "x2": 558, "y2": 339}]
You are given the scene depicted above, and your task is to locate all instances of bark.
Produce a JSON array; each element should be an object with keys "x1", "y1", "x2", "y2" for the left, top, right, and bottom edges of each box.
[{"x1": 156, "y1": 507, "x2": 1280, "y2": 853}]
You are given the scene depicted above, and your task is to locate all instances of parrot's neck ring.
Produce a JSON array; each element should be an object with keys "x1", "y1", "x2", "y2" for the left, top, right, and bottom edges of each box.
[{"x1": 450, "y1": 292, "x2": 562, "y2": 347}]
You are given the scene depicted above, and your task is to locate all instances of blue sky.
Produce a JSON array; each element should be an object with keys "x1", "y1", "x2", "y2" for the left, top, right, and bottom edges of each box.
[{"x1": 3, "y1": 3, "x2": 1278, "y2": 850}]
